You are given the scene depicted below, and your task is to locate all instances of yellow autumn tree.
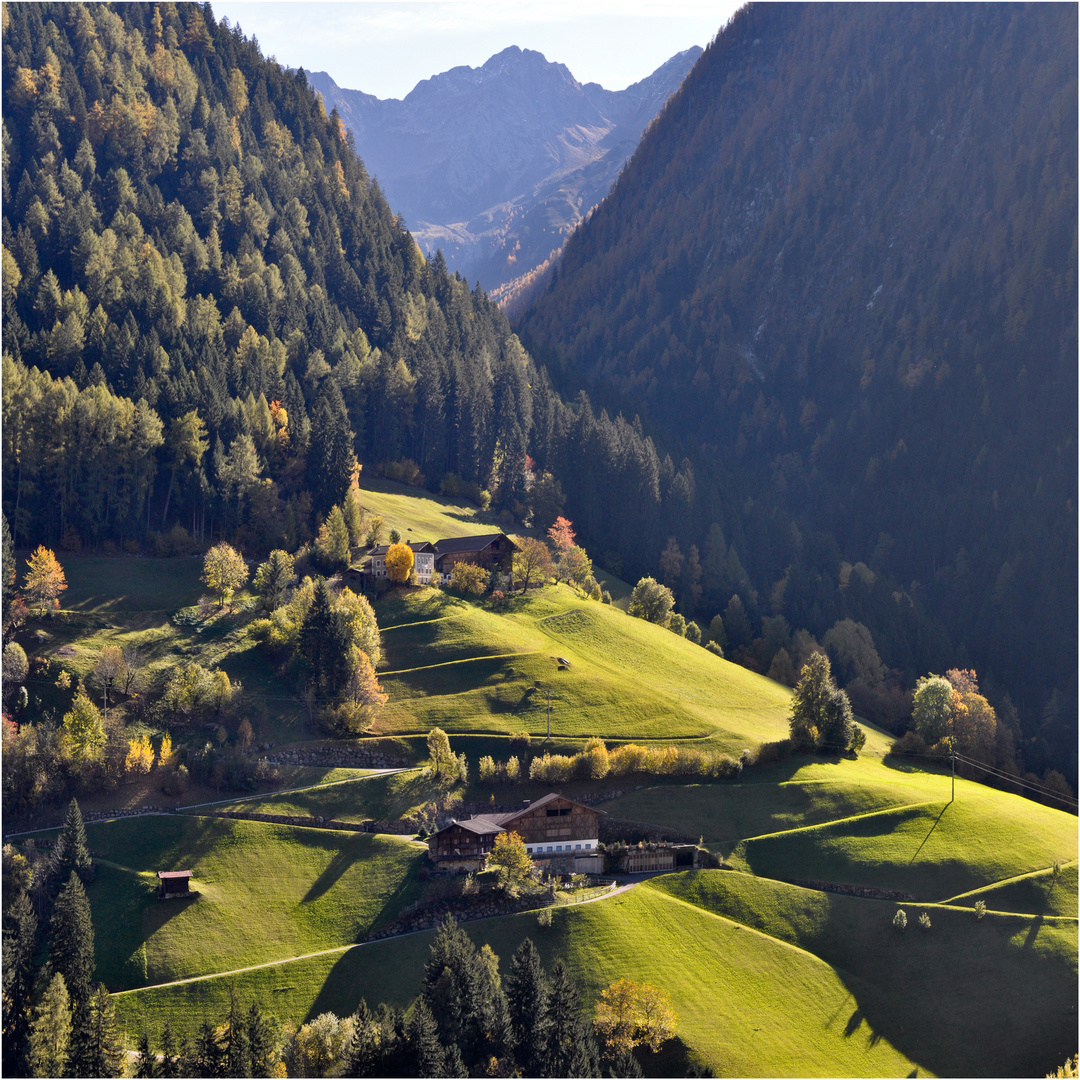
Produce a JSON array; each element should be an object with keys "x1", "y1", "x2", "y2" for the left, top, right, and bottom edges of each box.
[
  {"x1": 125, "y1": 733, "x2": 154, "y2": 775},
  {"x1": 157, "y1": 733, "x2": 175, "y2": 768},
  {"x1": 594, "y1": 977, "x2": 677, "y2": 1056},
  {"x1": 23, "y1": 546, "x2": 67, "y2": 616},
  {"x1": 384, "y1": 542, "x2": 414, "y2": 583}
]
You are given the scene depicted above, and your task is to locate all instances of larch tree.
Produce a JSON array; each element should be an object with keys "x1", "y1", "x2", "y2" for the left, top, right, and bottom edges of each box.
[
  {"x1": 253, "y1": 549, "x2": 296, "y2": 611},
  {"x1": 28, "y1": 972, "x2": 71, "y2": 1079},
  {"x1": 23, "y1": 546, "x2": 67, "y2": 616}
]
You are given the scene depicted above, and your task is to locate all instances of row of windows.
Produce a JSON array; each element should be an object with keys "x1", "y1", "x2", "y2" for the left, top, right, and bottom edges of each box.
[{"x1": 526, "y1": 842, "x2": 594, "y2": 853}]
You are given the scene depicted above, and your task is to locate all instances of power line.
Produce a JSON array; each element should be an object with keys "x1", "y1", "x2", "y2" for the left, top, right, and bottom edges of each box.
[{"x1": 951, "y1": 753, "x2": 1078, "y2": 808}]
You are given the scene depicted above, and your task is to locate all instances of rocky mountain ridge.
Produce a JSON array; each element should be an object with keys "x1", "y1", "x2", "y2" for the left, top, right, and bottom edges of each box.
[{"x1": 307, "y1": 44, "x2": 702, "y2": 289}]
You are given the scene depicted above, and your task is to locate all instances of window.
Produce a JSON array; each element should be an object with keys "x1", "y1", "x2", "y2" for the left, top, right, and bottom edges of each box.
[
  {"x1": 547, "y1": 846, "x2": 553, "y2": 852},
  {"x1": 556, "y1": 845, "x2": 563, "y2": 852},
  {"x1": 585, "y1": 842, "x2": 592, "y2": 850},
  {"x1": 575, "y1": 844, "x2": 581, "y2": 850}
]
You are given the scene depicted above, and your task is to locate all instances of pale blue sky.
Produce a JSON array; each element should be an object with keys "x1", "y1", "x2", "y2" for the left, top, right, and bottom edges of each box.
[{"x1": 210, "y1": 2, "x2": 741, "y2": 99}]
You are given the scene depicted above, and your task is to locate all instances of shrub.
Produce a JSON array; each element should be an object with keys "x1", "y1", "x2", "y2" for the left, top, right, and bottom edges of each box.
[
  {"x1": 478, "y1": 755, "x2": 497, "y2": 783},
  {"x1": 756, "y1": 738, "x2": 794, "y2": 766},
  {"x1": 601, "y1": 590, "x2": 612, "y2": 604},
  {"x1": 893, "y1": 909, "x2": 907, "y2": 932},
  {"x1": 918, "y1": 911, "x2": 932, "y2": 931},
  {"x1": 450, "y1": 561, "x2": 490, "y2": 595},
  {"x1": 669, "y1": 613, "x2": 687, "y2": 636},
  {"x1": 705, "y1": 641, "x2": 725, "y2": 658},
  {"x1": 685, "y1": 621, "x2": 702, "y2": 645},
  {"x1": 505, "y1": 755, "x2": 520, "y2": 782},
  {"x1": 974, "y1": 900, "x2": 986, "y2": 920},
  {"x1": 537, "y1": 906, "x2": 553, "y2": 928}
]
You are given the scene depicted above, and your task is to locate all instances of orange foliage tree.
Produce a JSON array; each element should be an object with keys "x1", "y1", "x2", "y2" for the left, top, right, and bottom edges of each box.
[{"x1": 385, "y1": 542, "x2": 414, "y2": 583}]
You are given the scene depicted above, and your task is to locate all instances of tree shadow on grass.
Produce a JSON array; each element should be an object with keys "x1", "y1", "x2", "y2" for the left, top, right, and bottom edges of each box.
[{"x1": 302, "y1": 832, "x2": 373, "y2": 903}]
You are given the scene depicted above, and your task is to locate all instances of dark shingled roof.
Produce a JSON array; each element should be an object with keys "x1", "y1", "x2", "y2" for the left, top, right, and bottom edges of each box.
[
  {"x1": 368, "y1": 541, "x2": 435, "y2": 556},
  {"x1": 432, "y1": 533, "x2": 518, "y2": 557}
]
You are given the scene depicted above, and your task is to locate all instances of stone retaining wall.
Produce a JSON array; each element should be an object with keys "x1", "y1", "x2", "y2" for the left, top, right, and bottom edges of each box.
[
  {"x1": 785, "y1": 878, "x2": 916, "y2": 902},
  {"x1": 264, "y1": 746, "x2": 409, "y2": 769}
]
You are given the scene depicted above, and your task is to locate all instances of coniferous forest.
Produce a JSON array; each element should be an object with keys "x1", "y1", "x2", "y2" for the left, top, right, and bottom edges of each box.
[
  {"x1": 518, "y1": 3, "x2": 1078, "y2": 778},
  {"x1": 1, "y1": 2, "x2": 1076, "y2": 782}
]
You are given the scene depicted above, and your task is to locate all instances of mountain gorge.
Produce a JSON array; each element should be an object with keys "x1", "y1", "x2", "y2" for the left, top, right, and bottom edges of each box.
[
  {"x1": 307, "y1": 45, "x2": 701, "y2": 293},
  {"x1": 517, "y1": 3, "x2": 1078, "y2": 773}
]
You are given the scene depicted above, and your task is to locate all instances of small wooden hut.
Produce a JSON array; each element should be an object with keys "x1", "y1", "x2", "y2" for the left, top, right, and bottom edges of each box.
[{"x1": 157, "y1": 870, "x2": 192, "y2": 898}]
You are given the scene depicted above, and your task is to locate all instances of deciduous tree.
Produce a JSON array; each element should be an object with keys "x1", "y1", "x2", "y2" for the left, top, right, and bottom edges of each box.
[
  {"x1": 23, "y1": 546, "x2": 66, "y2": 616},
  {"x1": 486, "y1": 831, "x2": 533, "y2": 896},
  {"x1": 385, "y1": 542, "x2": 414, "y2": 584},
  {"x1": 449, "y1": 561, "x2": 489, "y2": 595},
  {"x1": 512, "y1": 537, "x2": 554, "y2": 593},
  {"x1": 60, "y1": 692, "x2": 106, "y2": 767},
  {"x1": 547, "y1": 516, "x2": 576, "y2": 551},
  {"x1": 201, "y1": 542, "x2": 248, "y2": 608},
  {"x1": 426, "y1": 727, "x2": 454, "y2": 779},
  {"x1": 628, "y1": 577, "x2": 675, "y2": 626}
]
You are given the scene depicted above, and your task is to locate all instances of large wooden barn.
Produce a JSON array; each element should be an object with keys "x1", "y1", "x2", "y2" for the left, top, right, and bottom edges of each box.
[{"x1": 428, "y1": 793, "x2": 603, "y2": 873}]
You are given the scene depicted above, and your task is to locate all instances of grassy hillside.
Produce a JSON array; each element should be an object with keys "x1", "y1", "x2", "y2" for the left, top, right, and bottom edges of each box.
[
  {"x1": 353, "y1": 476, "x2": 500, "y2": 547},
  {"x1": 113, "y1": 882, "x2": 922, "y2": 1078},
  {"x1": 65, "y1": 815, "x2": 426, "y2": 990},
  {"x1": 651, "y1": 871, "x2": 1077, "y2": 1078},
  {"x1": 371, "y1": 584, "x2": 799, "y2": 746},
  {"x1": 735, "y1": 789, "x2": 1077, "y2": 901}
]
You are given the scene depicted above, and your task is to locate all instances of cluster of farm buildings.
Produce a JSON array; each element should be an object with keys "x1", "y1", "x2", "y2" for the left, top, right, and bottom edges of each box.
[{"x1": 360, "y1": 532, "x2": 518, "y2": 585}]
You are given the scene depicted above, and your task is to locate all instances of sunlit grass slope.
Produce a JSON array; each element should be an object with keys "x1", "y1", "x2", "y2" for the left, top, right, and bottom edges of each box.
[
  {"x1": 212, "y1": 768, "x2": 433, "y2": 823},
  {"x1": 651, "y1": 870, "x2": 1077, "y2": 1078},
  {"x1": 371, "y1": 585, "x2": 796, "y2": 747},
  {"x1": 74, "y1": 815, "x2": 426, "y2": 990},
  {"x1": 353, "y1": 476, "x2": 500, "y2": 545},
  {"x1": 113, "y1": 881, "x2": 921, "y2": 1078},
  {"x1": 601, "y1": 755, "x2": 956, "y2": 854},
  {"x1": 736, "y1": 786, "x2": 1078, "y2": 901},
  {"x1": 944, "y1": 860, "x2": 1078, "y2": 917}
]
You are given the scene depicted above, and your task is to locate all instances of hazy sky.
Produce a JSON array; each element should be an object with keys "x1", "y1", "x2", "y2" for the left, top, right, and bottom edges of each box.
[{"x1": 210, "y1": 2, "x2": 741, "y2": 100}]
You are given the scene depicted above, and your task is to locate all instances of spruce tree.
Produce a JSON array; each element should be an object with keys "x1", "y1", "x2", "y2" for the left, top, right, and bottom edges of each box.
[
  {"x1": 546, "y1": 959, "x2": 600, "y2": 1077},
  {"x1": 505, "y1": 938, "x2": 551, "y2": 1076},
  {"x1": 406, "y1": 997, "x2": 446, "y2": 1079},
  {"x1": 53, "y1": 797, "x2": 92, "y2": 884},
  {"x1": 49, "y1": 871, "x2": 95, "y2": 1008},
  {"x1": 133, "y1": 1031, "x2": 156, "y2": 1078},
  {"x1": 306, "y1": 381, "x2": 356, "y2": 519},
  {"x1": 298, "y1": 578, "x2": 352, "y2": 695},
  {"x1": 70, "y1": 984, "x2": 123, "y2": 1078},
  {"x1": 2, "y1": 887, "x2": 38, "y2": 1076},
  {"x1": 245, "y1": 999, "x2": 276, "y2": 1077},
  {"x1": 159, "y1": 1021, "x2": 181, "y2": 1078},
  {"x1": 27, "y1": 972, "x2": 71, "y2": 1079},
  {"x1": 345, "y1": 999, "x2": 382, "y2": 1078}
]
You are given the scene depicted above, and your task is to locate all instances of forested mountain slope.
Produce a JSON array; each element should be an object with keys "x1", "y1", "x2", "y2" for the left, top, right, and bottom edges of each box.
[
  {"x1": 1, "y1": 2, "x2": 678, "y2": 572},
  {"x1": 517, "y1": 3, "x2": 1078, "y2": 774},
  {"x1": 307, "y1": 46, "x2": 701, "y2": 292}
]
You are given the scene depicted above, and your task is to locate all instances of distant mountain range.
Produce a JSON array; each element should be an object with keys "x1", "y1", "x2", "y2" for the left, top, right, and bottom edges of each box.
[{"x1": 307, "y1": 45, "x2": 702, "y2": 292}]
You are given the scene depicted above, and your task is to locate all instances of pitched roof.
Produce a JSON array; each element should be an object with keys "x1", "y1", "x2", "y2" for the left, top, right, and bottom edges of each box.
[
  {"x1": 500, "y1": 792, "x2": 605, "y2": 824},
  {"x1": 368, "y1": 541, "x2": 435, "y2": 556},
  {"x1": 445, "y1": 816, "x2": 506, "y2": 836},
  {"x1": 157, "y1": 870, "x2": 193, "y2": 879},
  {"x1": 432, "y1": 533, "x2": 518, "y2": 557}
]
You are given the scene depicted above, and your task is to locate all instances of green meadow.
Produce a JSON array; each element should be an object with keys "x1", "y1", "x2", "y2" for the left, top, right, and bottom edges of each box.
[
  {"x1": 65, "y1": 815, "x2": 427, "y2": 989},
  {"x1": 372, "y1": 585, "x2": 797, "y2": 746},
  {"x1": 18, "y1": 489, "x2": 1075, "y2": 1078}
]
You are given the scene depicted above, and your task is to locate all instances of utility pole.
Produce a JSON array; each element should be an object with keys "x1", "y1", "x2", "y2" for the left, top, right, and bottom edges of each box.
[{"x1": 950, "y1": 748, "x2": 955, "y2": 803}]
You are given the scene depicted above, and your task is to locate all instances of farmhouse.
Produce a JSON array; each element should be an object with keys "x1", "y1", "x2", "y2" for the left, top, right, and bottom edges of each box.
[
  {"x1": 432, "y1": 533, "x2": 518, "y2": 580},
  {"x1": 365, "y1": 541, "x2": 436, "y2": 583},
  {"x1": 428, "y1": 793, "x2": 603, "y2": 873}
]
